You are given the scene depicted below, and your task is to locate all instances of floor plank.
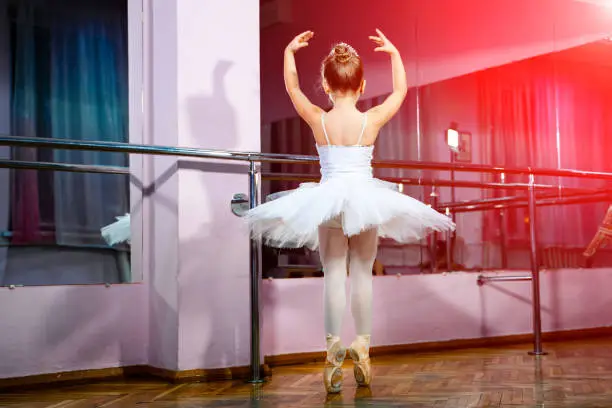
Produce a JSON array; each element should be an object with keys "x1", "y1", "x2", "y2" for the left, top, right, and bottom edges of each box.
[{"x1": 3, "y1": 338, "x2": 612, "y2": 407}]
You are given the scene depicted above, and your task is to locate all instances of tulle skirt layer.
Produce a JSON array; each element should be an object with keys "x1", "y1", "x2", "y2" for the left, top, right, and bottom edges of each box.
[{"x1": 245, "y1": 176, "x2": 455, "y2": 250}]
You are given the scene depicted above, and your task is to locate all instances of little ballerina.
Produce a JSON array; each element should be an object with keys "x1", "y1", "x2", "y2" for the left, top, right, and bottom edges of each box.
[{"x1": 246, "y1": 29, "x2": 455, "y2": 393}]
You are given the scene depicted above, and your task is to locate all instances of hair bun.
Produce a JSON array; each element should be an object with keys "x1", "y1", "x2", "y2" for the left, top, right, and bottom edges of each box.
[
  {"x1": 331, "y1": 42, "x2": 358, "y2": 64},
  {"x1": 333, "y1": 45, "x2": 351, "y2": 63}
]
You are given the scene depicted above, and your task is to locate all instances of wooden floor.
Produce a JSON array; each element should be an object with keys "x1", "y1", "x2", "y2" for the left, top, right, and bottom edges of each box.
[{"x1": 2, "y1": 338, "x2": 612, "y2": 407}]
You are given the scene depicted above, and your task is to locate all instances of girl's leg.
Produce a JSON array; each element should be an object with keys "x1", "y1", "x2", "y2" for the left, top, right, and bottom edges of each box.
[
  {"x1": 318, "y1": 225, "x2": 349, "y2": 393},
  {"x1": 319, "y1": 225, "x2": 349, "y2": 337},
  {"x1": 347, "y1": 228, "x2": 378, "y2": 387}
]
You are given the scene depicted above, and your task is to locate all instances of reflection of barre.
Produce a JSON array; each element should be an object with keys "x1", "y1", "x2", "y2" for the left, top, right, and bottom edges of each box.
[
  {"x1": 101, "y1": 213, "x2": 131, "y2": 246},
  {"x1": 584, "y1": 205, "x2": 612, "y2": 257}
]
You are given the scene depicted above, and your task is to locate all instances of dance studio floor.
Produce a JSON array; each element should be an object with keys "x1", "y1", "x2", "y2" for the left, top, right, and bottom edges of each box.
[{"x1": 2, "y1": 338, "x2": 612, "y2": 407}]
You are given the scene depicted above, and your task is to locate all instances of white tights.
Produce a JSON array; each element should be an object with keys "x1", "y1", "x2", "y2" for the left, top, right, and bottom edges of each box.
[{"x1": 318, "y1": 226, "x2": 378, "y2": 338}]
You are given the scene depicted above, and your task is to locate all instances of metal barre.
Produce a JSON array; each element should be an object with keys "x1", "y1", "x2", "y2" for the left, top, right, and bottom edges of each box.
[
  {"x1": 0, "y1": 159, "x2": 129, "y2": 175},
  {"x1": 261, "y1": 172, "x2": 612, "y2": 212},
  {"x1": 262, "y1": 172, "x2": 601, "y2": 193},
  {"x1": 2, "y1": 160, "x2": 609, "y2": 212},
  {"x1": 1, "y1": 159, "x2": 609, "y2": 211},
  {"x1": 445, "y1": 191, "x2": 612, "y2": 213},
  {"x1": 0, "y1": 135, "x2": 314, "y2": 164},
  {"x1": 4, "y1": 134, "x2": 612, "y2": 179}
]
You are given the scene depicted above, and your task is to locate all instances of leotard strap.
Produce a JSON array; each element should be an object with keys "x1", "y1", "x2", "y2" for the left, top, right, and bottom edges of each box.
[
  {"x1": 320, "y1": 111, "x2": 368, "y2": 146},
  {"x1": 356, "y1": 113, "x2": 368, "y2": 146},
  {"x1": 321, "y1": 113, "x2": 331, "y2": 145}
]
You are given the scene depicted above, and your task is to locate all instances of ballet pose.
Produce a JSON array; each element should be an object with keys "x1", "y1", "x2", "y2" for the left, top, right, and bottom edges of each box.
[{"x1": 246, "y1": 29, "x2": 455, "y2": 393}]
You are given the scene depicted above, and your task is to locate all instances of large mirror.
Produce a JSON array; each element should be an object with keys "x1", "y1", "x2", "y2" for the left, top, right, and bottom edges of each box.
[
  {"x1": 0, "y1": 0, "x2": 143, "y2": 286},
  {"x1": 259, "y1": 0, "x2": 612, "y2": 278}
]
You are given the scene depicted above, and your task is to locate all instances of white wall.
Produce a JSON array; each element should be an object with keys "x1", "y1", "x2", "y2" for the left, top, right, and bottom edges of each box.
[
  {"x1": 137, "y1": 0, "x2": 262, "y2": 372},
  {"x1": 175, "y1": 0, "x2": 260, "y2": 371},
  {"x1": 0, "y1": 284, "x2": 147, "y2": 379},
  {"x1": 145, "y1": 0, "x2": 180, "y2": 372}
]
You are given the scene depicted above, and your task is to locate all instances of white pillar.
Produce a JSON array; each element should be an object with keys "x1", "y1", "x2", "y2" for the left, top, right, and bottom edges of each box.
[
  {"x1": 175, "y1": 0, "x2": 260, "y2": 370},
  {"x1": 146, "y1": 0, "x2": 180, "y2": 371}
]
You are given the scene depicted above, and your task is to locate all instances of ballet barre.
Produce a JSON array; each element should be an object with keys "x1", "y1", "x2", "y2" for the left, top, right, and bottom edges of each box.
[
  {"x1": 3, "y1": 134, "x2": 612, "y2": 378},
  {"x1": 263, "y1": 173, "x2": 609, "y2": 208},
  {"x1": 0, "y1": 158, "x2": 129, "y2": 175},
  {"x1": 4, "y1": 134, "x2": 612, "y2": 179}
]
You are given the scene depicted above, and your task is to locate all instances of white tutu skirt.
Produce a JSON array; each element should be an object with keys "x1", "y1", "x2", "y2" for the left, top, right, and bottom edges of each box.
[{"x1": 245, "y1": 176, "x2": 456, "y2": 250}]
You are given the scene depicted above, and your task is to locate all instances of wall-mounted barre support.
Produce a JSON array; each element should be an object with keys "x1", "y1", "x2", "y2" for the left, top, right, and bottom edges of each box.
[
  {"x1": 477, "y1": 275, "x2": 533, "y2": 285},
  {"x1": 475, "y1": 174, "x2": 546, "y2": 356},
  {"x1": 247, "y1": 161, "x2": 264, "y2": 383},
  {"x1": 527, "y1": 174, "x2": 546, "y2": 356}
]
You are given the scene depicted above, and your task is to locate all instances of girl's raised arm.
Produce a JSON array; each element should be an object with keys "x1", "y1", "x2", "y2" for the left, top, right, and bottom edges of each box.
[
  {"x1": 366, "y1": 29, "x2": 407, "y2": 129},
  {"x1": 284, "y1": 30, "x2": 323, "y2": 126}
]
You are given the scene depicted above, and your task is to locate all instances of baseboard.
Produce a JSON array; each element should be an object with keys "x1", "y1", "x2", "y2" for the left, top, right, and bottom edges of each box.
[
  {"x1": 2, "y1": 326, "x2": 611, "y2": 390},
  {"x1": 0, "y1": 366, "x2": 129, "y2": 390},
  {"x1": 0, "y1": 364, "x2": 271, "y2": 390},
  {"x1": 264, "y1": 326, "x2": 612, "y2": 367},
  {"x1": 135, "y1": 364, "x2": 272, "y2": 383}
]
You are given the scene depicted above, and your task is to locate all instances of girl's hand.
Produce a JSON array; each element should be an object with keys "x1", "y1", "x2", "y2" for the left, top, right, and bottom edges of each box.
[
  {"x1": 286, "y1": 31, "x2": 314, "y2": 54},
  {"x1": 369, "y1": 29, "x2": 398, "y2": 55}
]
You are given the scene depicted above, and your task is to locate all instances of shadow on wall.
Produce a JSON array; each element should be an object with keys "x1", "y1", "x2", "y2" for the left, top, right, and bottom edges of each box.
[
  {"x1": 176, "y1": 60, "x2": 251, "y2": 370},
  {"x1": 187, "y1": 61, "x2": 236, "y2": 149}
]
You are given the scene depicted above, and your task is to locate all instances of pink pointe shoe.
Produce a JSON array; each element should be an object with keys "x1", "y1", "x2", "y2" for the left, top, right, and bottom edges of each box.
[
  {"x1": 324, "y1": 335, "x2": 346, "y2": 393},
  {"x1": 349, "y1": 335, "x2": 372, "y2": 387}
]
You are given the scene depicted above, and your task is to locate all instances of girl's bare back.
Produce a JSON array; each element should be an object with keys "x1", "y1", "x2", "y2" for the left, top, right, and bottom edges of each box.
[{"x1": 313, "y1": 109, "x2": 375, "y2": 147}]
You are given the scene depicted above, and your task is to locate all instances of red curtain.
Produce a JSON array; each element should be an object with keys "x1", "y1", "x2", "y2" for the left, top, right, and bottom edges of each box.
[{"x1": 477, "y1": 51, "x2": 612, "y2": 250}]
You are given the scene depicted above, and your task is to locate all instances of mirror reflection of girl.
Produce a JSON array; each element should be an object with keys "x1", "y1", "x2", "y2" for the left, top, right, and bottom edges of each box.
[{"x1": 246, "y1": 29, "x2": 455, "y2": 393}]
